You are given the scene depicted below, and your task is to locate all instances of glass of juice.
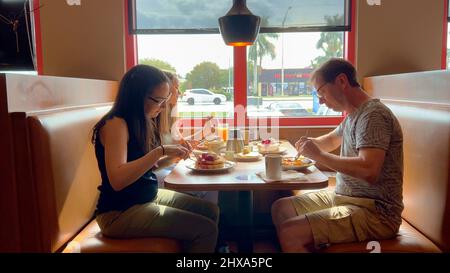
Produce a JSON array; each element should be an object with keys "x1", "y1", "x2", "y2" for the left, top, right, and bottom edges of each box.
[{"x1": 217, "y1": 123, "x2": 229, "y2": 141}]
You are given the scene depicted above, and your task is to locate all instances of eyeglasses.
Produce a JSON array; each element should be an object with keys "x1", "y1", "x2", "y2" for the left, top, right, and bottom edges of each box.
[
  {"x1": 315, "y1": 82, "x2": 329, "y2": 99},
  {"x1": 148, "y1": 92, "x2": 172, "y2": 106}
]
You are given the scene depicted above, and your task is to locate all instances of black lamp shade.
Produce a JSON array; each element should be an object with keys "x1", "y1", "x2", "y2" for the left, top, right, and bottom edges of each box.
[{"x1": 219, "y1": 14, "x2": 261, "y2": 46}]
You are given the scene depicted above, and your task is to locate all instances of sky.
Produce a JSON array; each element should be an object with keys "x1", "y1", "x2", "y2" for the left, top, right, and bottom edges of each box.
[{"x1": 137, "y1": 32, "x2": 325, "y2": 78}]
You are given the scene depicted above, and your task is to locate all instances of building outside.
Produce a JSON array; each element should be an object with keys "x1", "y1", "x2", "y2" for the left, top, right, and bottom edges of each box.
[{"x1": 256, "y1": 68, "x2": 314, "y2": 97}]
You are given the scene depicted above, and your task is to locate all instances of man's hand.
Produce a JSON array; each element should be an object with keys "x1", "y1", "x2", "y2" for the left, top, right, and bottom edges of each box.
[
  {"x1": 296, "y1": 138, "x2": 323, "y2": 161},
  {"x1": 295, "y1": 136, "x2": 310, "y2": 150}
]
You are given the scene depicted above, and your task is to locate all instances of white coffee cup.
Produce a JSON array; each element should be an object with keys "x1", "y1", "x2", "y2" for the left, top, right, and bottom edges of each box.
[{"x1": 265, "y1": 154, "x2": 282, "y2": 180}]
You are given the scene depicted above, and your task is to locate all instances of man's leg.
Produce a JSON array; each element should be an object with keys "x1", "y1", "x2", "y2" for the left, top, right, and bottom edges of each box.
[
  {"x1": 277, "y1": 215, "x2": 315, "y2": 252},
  {"x1": 271, "y1": 191, "x2": 334, "y2": 252},
  {"x1": 271, "y1": 197, "x2": 298, "y2": 229}
]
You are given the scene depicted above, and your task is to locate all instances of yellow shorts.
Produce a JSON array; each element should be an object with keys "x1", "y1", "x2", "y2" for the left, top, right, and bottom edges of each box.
[{"x1": 291, "y1": 190, "x2": 397, "y2": 249}]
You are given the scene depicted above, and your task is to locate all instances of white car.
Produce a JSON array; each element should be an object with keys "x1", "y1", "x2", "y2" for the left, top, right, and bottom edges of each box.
[{"x1": 181, "y1": 88, "x2": 227, "y2": 105}]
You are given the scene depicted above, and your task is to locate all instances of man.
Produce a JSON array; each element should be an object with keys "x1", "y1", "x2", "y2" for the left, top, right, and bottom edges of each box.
[{"x1": 271, "y1": 58, "x2": 403, "y2": 252}]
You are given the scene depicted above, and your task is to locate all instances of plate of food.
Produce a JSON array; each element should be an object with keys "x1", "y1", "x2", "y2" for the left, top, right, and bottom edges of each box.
[
  {"x1": 282, "y1": 156, "x2": 315, "y2": 171},
  {"x1": 186, "y1": 152, "x2": 235, "y2": 172},
  {"x1": 234, "y1": 146, "x2": 262, "y2": 162},
  {"x1": 257, "y1": 138, "x2": 287, "y2": 155}
]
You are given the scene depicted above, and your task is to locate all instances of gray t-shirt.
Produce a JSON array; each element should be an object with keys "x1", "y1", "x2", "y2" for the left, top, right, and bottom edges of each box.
[{"x1": 334, "y1": 99, "x2": 404, "y2": 227}]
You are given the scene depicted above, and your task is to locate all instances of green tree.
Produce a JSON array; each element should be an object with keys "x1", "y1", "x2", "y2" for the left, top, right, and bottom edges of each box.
[
  {"x1": 139, "y1": 58, "x2": 176, "y2": 72},
  {"x1": 311, "y1": 14, "x2": 344, "y2": 69},
  {"x1": 248, "y1": 31, "x2": 279, "y2": 95},
  {"x1": 218, "y1": 68, "x2": 233, "y2": 90},
  {"x1": 185, "y1": 62, "x2": 221, "y2": 90}
]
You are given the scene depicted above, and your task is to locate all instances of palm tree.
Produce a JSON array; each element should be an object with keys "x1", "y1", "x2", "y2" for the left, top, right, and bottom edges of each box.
[
  {"x1": 248, "y1": 32, "x2": 279, "y2": 96},
  {"x1": 311, "y1": 14, "x2": 344, "y2": 68}
]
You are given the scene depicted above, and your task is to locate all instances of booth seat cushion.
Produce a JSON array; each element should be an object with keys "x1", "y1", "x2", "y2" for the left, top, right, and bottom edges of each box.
[
  {"x1": 63, "y1": 220, "x2": 182, "y2": 253},
  {"x1": 322, "y1": 219, "x2": 441, "y2": 253}
]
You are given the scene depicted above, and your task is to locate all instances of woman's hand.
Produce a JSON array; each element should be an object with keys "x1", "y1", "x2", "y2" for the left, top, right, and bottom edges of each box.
[
  {"x1": 180, "y1": 139, "x2": 193, "y2": 152},
  {"x1": 162, "y1": 145, "x2": 190, "y2": 160},
  {"x1": 186, "y1": 139, "x2": 200, "y2": 149}
]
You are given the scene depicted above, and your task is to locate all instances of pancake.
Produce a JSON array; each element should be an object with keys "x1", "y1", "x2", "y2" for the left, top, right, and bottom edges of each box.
[{"x1": 194, "y1": 152, "x2": 226, "y2": 169}]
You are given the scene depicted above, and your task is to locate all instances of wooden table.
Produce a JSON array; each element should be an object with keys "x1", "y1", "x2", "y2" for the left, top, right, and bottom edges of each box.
[{"x1": 164, "y1": 141, "x2": 328, "y2": 252}]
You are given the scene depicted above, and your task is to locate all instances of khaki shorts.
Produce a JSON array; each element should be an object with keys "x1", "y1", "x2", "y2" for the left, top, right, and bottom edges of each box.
[{"x1": 291, "y1": 190, "x2": 397, "y2": 249}]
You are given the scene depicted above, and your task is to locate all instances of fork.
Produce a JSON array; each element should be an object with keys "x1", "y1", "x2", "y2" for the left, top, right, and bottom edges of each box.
[{"x1": 294, "y1": 129, "x2": 309, "y2": 160}]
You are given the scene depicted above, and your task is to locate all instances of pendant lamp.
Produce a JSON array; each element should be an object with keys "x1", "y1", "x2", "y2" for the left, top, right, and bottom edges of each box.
[{"x1": 218, "y1": 0, "x2": 261, "y2": 46}]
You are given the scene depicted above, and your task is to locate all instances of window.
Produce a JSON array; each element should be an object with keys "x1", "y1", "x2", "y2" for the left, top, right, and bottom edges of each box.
[
  {"x1": 130, "y1": 0, "x2": 351, "y2": 125},
  {"x1": 137, "y1": 34, "x2": 234, "y2": 119},
  {"x1": 246, "y1": 32, "x2": 343, "y2": 118}
]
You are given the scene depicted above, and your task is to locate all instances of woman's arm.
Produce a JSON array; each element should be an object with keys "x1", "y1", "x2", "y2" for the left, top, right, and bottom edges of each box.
[{"x1": 101, "y1": 117, "x2": 164, "y2": 191}]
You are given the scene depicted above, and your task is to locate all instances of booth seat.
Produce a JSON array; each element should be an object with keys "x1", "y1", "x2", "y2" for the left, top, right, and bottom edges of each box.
[{"x1": 24, "y1": 106, "x2": 181, "y2": 253}]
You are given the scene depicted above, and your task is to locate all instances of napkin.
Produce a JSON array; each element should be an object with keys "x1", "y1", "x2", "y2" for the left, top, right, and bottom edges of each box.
[{"x1": 256, "y1": 170, "x2": 306, "y2": 183}]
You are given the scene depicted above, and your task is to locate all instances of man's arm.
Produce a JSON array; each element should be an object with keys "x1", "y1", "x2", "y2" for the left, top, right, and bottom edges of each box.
[
  {"x1": 295, "y1": 129, "x2": 342, "y2": 153},
  {"x1": 313, "y1": 146, "x2": 386, "y2": 184},
  {"x1": 313, "y1": 130, "x2": 342, "y2": 152}
]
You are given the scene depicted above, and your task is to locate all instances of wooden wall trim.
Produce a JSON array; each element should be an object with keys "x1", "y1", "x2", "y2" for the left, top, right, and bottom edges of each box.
[
  {"x1": 0, "y1": 76, "x2": 21, "y2": 252},
  {"x1": 363, "y1": 70, "x2": 450, "y2": 104},
  {"x1": 3, "y1": 73, "x2": 118, "y2": 113}
]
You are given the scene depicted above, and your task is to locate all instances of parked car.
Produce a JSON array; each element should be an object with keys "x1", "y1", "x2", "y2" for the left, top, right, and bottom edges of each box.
[
  {"x1": 266, "y1": 102, "x2": 311, "y2": 116},
  {"x1": 316, "y1": 104, "x2": 341, "y2": 116},
  {"x1": 181, "y1": 88, "x2": 227, "y2": 105}
]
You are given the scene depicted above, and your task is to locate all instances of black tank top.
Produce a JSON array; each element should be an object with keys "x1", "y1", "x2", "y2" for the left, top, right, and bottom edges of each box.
[{"x1": 95, "y1": 130, "x2": 158, "y2": 214}]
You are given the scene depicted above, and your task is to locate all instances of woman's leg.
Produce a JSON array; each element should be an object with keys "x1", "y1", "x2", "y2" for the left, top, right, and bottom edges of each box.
[
  {"x1": 97, "y1": 202, "x2": 218, "y2": 253},
  {"x1": 154, "y1": 188, "x2": 219, "y2": 223}
]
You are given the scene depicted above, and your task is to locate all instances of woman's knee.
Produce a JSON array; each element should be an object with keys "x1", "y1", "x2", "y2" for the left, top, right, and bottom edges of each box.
[
  {"x1": 196, "y1": 199, "x2": 220, "y2": 223},
  {"x1": 196, "y1": 216, "x2": 219, "y2": 240}
]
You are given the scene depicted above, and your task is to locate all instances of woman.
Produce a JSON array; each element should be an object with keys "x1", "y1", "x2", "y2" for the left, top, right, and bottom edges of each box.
[
  {"x1": 156, "y1": 71, "x2": 218, "y2": 204},
  {"x1": 92, "y1": 65, "x2": 219, "y2": 253},
  {"x1": 159, "y1": 71, "x2": 215, "y2": 147}
]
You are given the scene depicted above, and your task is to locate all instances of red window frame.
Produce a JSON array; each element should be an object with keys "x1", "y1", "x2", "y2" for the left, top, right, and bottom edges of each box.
[{"x1": 33, "y1": 0, "x2": 355, "y2": 127}]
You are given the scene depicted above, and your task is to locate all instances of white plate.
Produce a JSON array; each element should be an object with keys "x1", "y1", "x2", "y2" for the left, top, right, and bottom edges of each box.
[
  {"x1": 282, "y1": 158, "x2": 315, "y2": 171},
  {"x1": 186, "y1": 160, "x2": 236, "y2": 172},
  {"x1": 258, "y1": 146, "x2": 287, "y2": 155},
  {"x1": 234, "y1": 152, "x2": 262, "y2": 162}
]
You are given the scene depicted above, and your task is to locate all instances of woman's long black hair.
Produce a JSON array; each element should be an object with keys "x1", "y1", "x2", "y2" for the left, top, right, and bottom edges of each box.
[{"x1": 92, "y1": 65, "x2": 169, "y2": 154}]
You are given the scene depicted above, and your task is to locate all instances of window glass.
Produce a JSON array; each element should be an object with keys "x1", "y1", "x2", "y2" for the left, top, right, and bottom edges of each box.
[
  {"x1": 247, "y1": 32, "x2": 343, "y2": 117},
  {"x1": 131, "y1": 0, "x2": 350, "y2": 34},
  {"x1": 138, "y1": 34, "x2": 234, "y2": 119}
]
